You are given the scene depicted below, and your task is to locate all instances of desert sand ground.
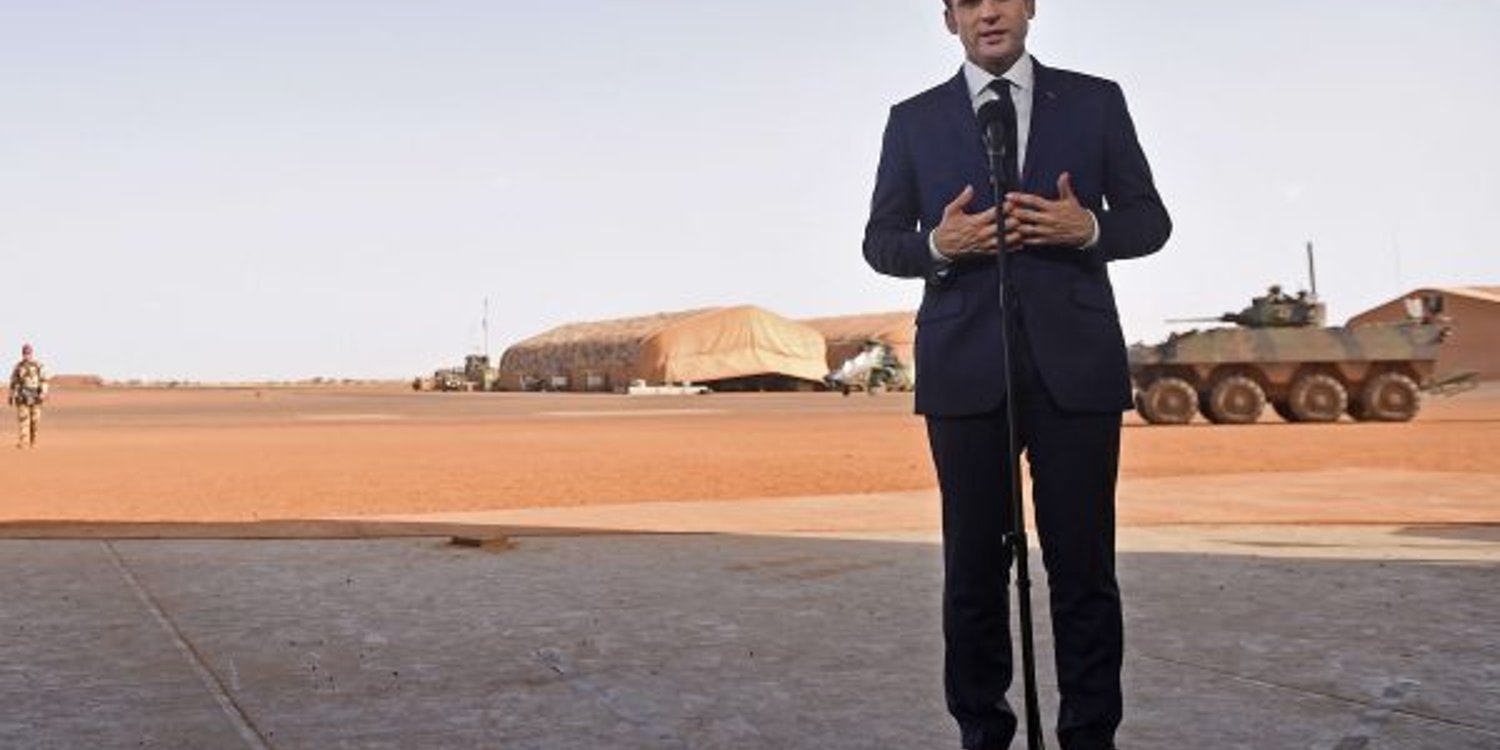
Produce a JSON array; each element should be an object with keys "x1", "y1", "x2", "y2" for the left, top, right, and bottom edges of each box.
[{"x1": 1, "y1": 383, "x2": 1495, "y2": 526}]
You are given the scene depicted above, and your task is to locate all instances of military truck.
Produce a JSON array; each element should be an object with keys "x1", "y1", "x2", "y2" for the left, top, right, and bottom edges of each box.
[
  {"x1": 1128, "y1": 247, "x2": 1467, "y2": 425},
  {"x1": 427, "y1": 354, "x2": 499, "y2": 392}
]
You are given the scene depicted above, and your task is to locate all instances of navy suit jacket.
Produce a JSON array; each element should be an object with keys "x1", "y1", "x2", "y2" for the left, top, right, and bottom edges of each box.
[{"x1": 864, "y1": 61, "x2": 1171, "y2": 416}]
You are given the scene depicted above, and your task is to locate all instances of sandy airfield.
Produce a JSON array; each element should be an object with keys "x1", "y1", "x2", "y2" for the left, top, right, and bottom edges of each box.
[{"x1": 1, "y1": 383, "x2": 1496, "y2": 527}]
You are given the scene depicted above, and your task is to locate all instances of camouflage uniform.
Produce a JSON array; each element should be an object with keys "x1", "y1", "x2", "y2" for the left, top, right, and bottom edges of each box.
[{"x1": 9, "y1": 354, "x2": 47, "y2": 448}]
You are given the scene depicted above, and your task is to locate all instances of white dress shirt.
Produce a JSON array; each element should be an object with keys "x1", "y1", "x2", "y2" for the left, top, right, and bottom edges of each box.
[
  {"x1": 962, "y1": 55, "x2": 1035, "y2": 177},
  {"x1": 929, "y1": 53, "x2": 1099, "y2": 259}
]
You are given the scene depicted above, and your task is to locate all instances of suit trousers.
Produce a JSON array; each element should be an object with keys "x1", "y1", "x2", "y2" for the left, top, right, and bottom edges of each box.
[{"x1": 925, "y1": 316, "x2": 1123, "y2": 750}]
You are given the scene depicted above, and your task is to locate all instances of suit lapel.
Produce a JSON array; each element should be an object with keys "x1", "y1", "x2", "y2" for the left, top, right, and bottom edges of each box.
[
  {"x1": 1022, "y1": 60, "x2": 1061, "y2": 194},
  {"x1": 939, "y1": 69, "x2": 979, "y2": 142},
  {"x1": 938, "y1": 70, "x2": 995, "y2": 205}
]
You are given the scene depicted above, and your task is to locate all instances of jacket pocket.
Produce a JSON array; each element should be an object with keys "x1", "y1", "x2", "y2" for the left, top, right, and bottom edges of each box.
[
  {"x1": 917, "y1": 289, "x2": 965, "y2": 325},
  {"x1": 1072, "y1": 279, "x2": 1116, "y2": 313}
]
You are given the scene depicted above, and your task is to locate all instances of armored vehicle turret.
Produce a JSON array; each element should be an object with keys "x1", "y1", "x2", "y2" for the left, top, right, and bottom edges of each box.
[
  {"x1": 1128, "y1": 244, "x2": 1458, "y2": 425},
  {"x1": 1170, "y1": 285, "x2": 1327, "y2": 329}
]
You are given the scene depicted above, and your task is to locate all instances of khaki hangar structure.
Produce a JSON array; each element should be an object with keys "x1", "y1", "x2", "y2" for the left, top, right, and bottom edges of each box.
[
  {"x1": 1350, "y1": 287, "x2": 1500, "y2": 382},
  {"x1": 498, "y1": 306, "x2": 828, "y2": 392}
]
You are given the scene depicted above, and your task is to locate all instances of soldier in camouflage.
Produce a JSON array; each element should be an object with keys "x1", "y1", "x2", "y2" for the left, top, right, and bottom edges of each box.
[{"x1": 8, "y1": 344, "x2": 48, "y2": 449}]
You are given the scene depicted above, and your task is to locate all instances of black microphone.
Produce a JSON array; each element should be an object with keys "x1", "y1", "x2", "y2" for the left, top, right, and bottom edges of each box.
[{"x1": 977, "y1": 98, "x2": 1016, "y2": 194}]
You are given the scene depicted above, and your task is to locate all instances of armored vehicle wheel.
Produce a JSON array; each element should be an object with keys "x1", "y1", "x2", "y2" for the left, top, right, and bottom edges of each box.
[
  {"x1": 1137, "y1": 377, "x2": 1197, "y2": 424},
  {"x1": 1203, "y1": 375, "x2": 1265, "y2": 424},
  {"x1": 1287, "y1": 373, "x2": 1347, "y2": 423},
  {"x1": 1354, "y1": 372, "x2": 1420, "y2": 422}
]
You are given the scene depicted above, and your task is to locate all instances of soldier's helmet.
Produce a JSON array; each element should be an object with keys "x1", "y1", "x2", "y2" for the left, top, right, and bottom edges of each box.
[{"x1": 21, "y1": 344, "x2": 32, "y2": 356}]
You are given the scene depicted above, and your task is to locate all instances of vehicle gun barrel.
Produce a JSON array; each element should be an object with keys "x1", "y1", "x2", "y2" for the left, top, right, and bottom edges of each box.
[{"x1": 1165, "y1": 315, "x2": 1235, "y2": 324}]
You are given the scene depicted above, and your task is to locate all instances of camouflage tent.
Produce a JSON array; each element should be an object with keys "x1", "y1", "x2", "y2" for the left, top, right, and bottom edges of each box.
[
  {"x1": 1350, "y1": 286, "x2": 1500, "y2": 381},
  {"x1": 801, "y1": 311, "x2": 917, "y2": 375},
  {"x1": 498, "y1": 306, "x2": 828, "y2": 392}
]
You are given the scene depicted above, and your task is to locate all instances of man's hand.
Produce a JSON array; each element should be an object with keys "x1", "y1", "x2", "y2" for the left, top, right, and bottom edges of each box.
[
  {"x1": 1003, "y1": 173, "x2": 1095, "y2": 249},
  {"x1": 932, "y1": 185, "x2": 999, "y2": 258}
]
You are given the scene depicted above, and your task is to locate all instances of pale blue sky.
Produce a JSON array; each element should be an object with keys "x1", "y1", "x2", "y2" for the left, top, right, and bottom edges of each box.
[{"x1": 2, "y1": 1, "x2": 1496, "y2": 380}]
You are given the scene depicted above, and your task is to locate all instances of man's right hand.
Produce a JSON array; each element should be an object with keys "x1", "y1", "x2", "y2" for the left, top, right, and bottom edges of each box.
[{"x1": 931, "y1": 185, "x2": 999, "y2": 258}]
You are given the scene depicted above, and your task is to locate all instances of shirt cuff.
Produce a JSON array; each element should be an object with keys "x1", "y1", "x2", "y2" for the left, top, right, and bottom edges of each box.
[
  {"x1": 928, "y1": 230, "x2": 951, "y2": 262},
  {"x1": 1080, "y1": 210, "x2": 1101, "y2": 250}
]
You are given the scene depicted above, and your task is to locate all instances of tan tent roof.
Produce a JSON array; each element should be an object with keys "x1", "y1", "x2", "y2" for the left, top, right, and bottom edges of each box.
[
  {"x1": 498, "y1": 306, "x2": 827, "y2": 389},
  {"x1": 802, "y1": 311, "x2": 916, "y2": 345},
  {"x1": 499, "y1": 308, "x2": 711, "y2": 379},
  {"x1": 635, "y1": 306, "x2": 827, "y2": 384}
]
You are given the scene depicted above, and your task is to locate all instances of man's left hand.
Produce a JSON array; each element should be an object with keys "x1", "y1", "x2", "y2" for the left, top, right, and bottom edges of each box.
[{"x1": 1003, "y1": 173, "x2": 1095, "y2": 249}]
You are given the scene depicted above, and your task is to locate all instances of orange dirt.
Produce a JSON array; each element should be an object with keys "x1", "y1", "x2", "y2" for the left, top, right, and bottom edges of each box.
[{"x1": 1, "y1": 384, "x2": 1496, "y2": 524}]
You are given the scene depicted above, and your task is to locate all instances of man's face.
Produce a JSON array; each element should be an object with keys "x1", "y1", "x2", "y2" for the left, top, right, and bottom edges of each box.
[{"x1": 945, "y1": 0, "x2": 1035, "y2": 75}]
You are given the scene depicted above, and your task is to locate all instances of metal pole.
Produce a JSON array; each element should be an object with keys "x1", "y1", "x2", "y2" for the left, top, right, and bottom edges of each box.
[{"x1": 989, "y1": 157, "x2": 1046, "y2": 750}]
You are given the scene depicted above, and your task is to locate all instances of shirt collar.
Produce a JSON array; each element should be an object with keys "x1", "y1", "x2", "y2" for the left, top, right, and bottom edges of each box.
[{"x1": 962, "y1": 52, "x2": 1034, "y2": 103}]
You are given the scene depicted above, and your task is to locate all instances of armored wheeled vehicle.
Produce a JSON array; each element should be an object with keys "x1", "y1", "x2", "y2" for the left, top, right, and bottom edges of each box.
[{"x1": 1129, "y1": 281, "x2": 1461, "y2": 425}]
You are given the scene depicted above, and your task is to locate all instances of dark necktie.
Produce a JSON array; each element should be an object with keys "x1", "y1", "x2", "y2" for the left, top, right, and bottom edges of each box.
[{"x1": 986, "y1": 79, "x2": 1019, "y2": 191}]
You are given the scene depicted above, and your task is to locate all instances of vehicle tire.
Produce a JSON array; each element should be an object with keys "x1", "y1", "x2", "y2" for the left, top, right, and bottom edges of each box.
[
  {"x1": 1203, "y1": 375, "x2": 1266, "y2": 424},
  {"x1": 1137, "y1": 377, "x2": 1197, "y2": 425},
  {"x1": 1272, "y1": 401, "x2": 1297, "y2": 422},
  {"x1": 1287, "y1": 373, "x2": 1348, "y2": 423},
  {"x1": 1355, "y1": 372, "x2": 1421, "y2": 422}
]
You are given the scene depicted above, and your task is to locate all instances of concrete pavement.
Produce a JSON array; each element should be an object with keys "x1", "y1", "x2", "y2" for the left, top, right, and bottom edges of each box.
[{"x1": 1, "y1": 521, "x2": 1497, "y2": 749}]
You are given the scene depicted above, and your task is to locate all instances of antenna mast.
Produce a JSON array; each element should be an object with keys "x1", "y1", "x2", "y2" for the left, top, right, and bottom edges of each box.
[
  {"x1": 1305, "y1": 241, "x2": 1318, "y2": 299},
  {"x1": 482, "y1": 297, "x2": 490, "y2": 359}
]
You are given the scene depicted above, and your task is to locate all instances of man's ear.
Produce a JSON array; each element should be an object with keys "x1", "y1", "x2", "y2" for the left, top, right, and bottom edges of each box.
[{"x1": 943, "y1": 8, "x2": 958, "y2": 34}]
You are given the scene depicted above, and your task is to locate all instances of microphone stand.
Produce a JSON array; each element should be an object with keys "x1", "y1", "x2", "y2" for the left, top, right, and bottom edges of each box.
[{"x1": 984, "y1": 112, "x2": 1046, "y2": 750}]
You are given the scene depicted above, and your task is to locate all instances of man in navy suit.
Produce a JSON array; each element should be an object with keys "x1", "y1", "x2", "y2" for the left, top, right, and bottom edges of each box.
[{"x1": 863, "y1": 1, "x2": 1170, "y2": 748}]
